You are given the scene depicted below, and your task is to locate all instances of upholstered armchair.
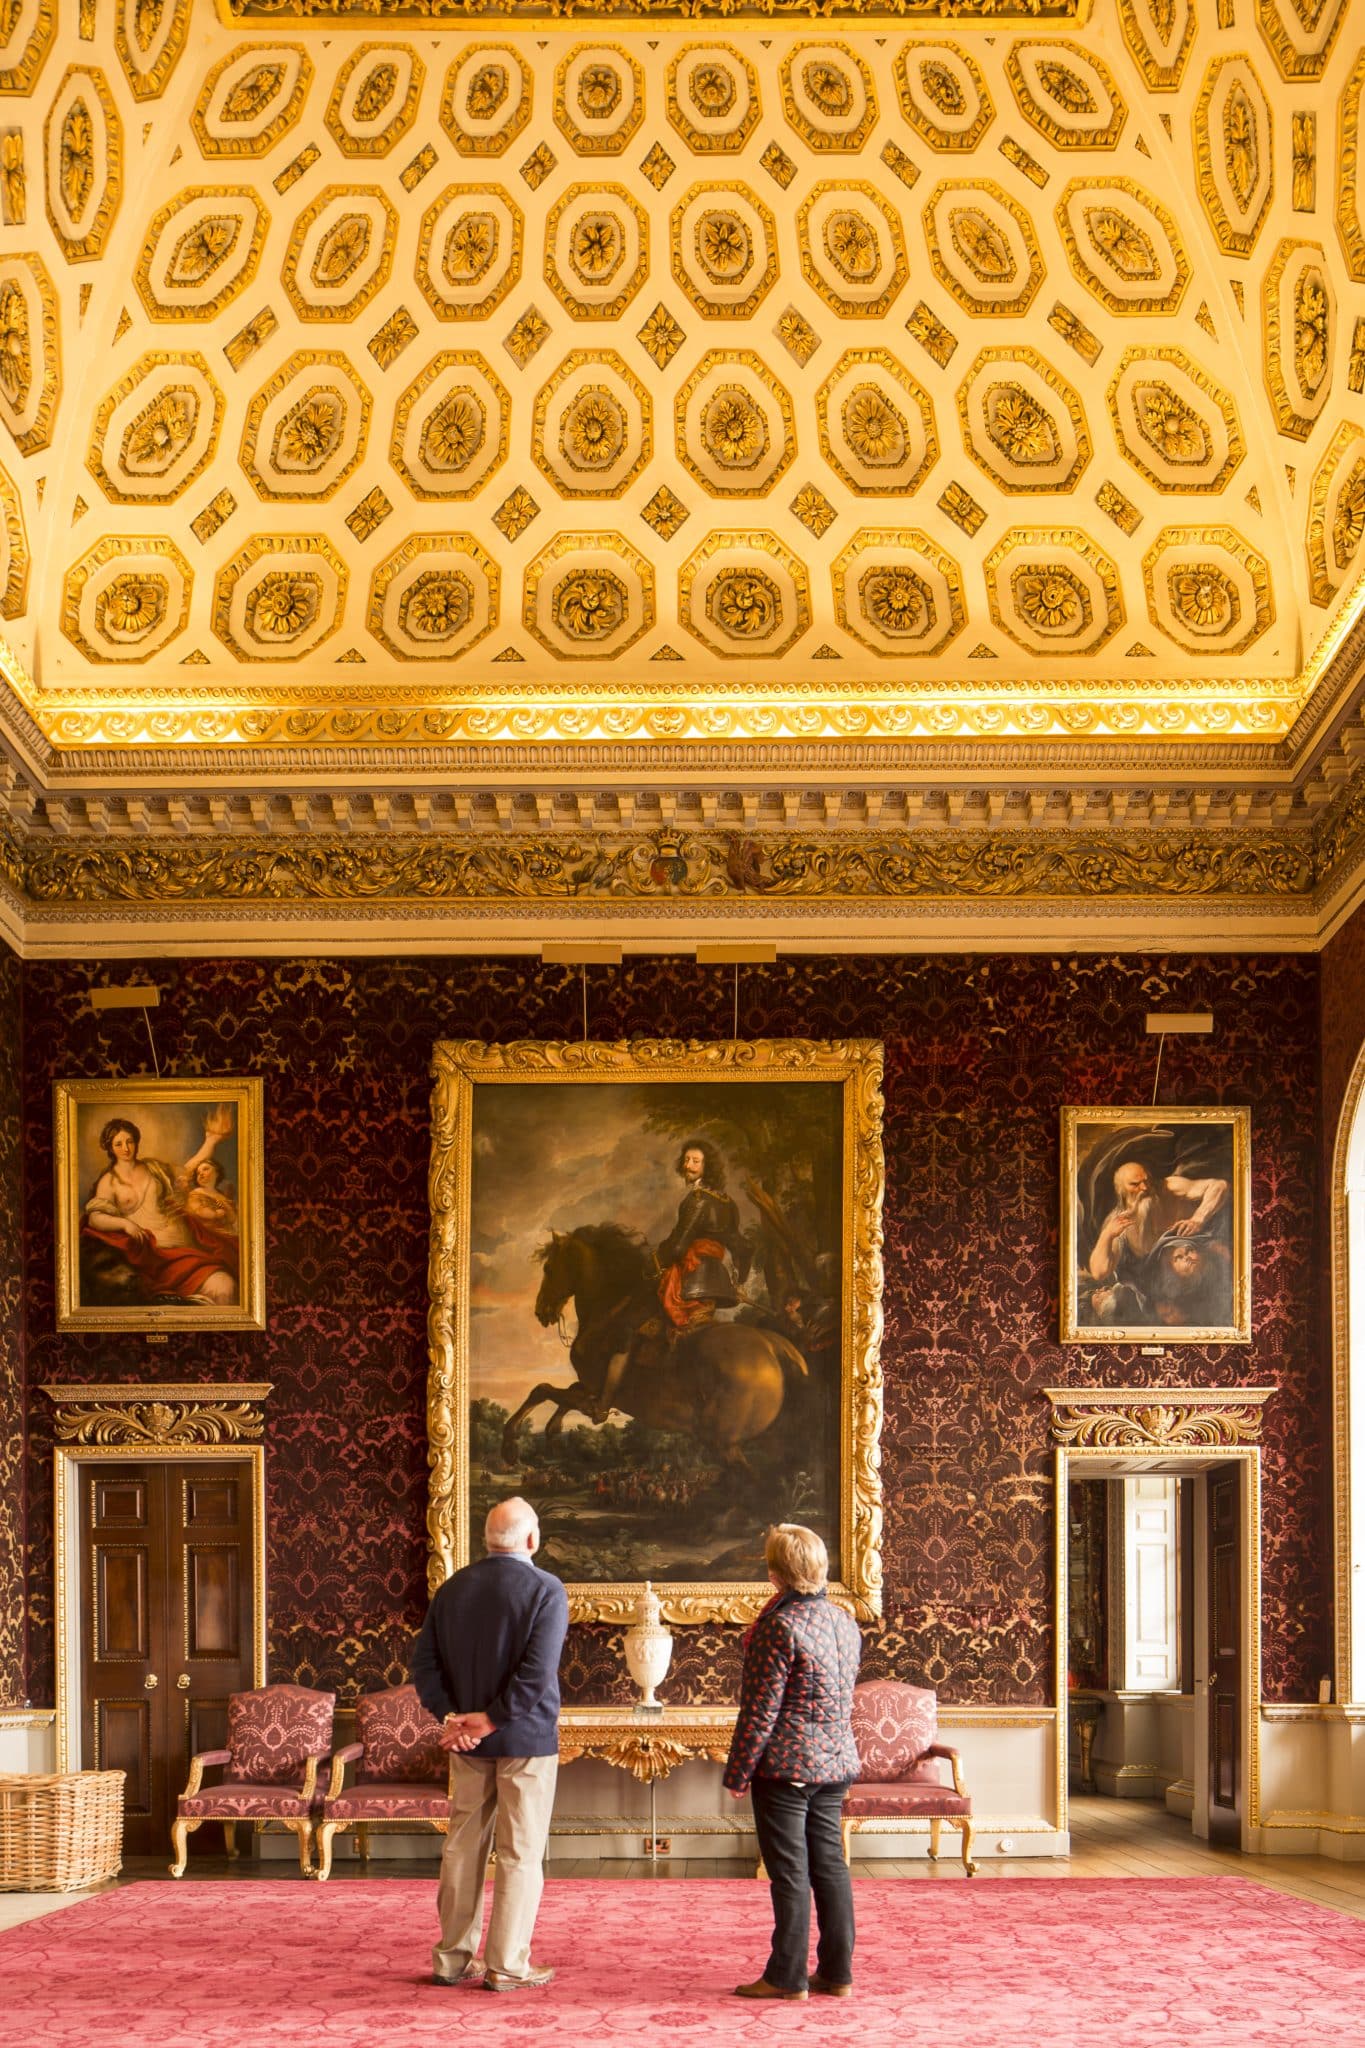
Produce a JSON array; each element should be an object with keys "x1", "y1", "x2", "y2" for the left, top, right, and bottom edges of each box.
[
  {"x1": 170, "y1": 1683, "x2": 336, "y2": 1878},
  {"x1": 316, "y1": 1684, "x2": 453, "y2": 1881},
  {"x1": 841, "y1": 1680, "x2": 977, "y2": 1875}
]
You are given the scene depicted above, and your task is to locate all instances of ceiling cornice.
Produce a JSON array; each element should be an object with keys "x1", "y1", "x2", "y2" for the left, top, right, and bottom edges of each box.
[{"x1": 0, "y1": 735, "x2": 1361, "y2": 956}]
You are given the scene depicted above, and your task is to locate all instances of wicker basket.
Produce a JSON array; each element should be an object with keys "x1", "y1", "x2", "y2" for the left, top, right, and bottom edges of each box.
[{"x1": 0, "y1": 1771, "x2": 125, "y2": 1892}]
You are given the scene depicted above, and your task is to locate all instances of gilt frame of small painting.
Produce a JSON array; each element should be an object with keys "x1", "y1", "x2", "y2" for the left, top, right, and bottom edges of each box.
[
  {"x1": 426, "y1": 1037, "x2": 885, "y2": 1626},
  {"x1": 53, "y1": 1077, "x2": 266, "y2": 1332},
  {"x1": 1060, "y1": 1104, "x2": 1251, "y2": 1345}
]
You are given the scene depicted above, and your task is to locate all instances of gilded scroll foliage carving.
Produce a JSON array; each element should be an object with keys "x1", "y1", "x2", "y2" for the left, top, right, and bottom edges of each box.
[
  {"x1": 17, "y1": 825, "x2": 1315, "y2": 909},
  {"x1": 52, "y1": 1399, "x2": 266, "y2": 1444},
  {"x1": 1048, "y1": 1398, "x2": 1271, "y2": 1449}
]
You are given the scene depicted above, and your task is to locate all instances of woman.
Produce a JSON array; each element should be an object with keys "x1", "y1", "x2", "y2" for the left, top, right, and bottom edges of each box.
[
  {"x1": 723, "y1": 1523, "x2": 862, "y2": 2002},
  {"x1": 83, "y1": 1108, "x2": 239, "y2": 1305}
]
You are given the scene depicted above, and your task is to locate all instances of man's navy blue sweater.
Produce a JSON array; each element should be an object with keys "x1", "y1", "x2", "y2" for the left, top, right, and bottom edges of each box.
[{"x1": 411, "y1": 1552, "x2": 569, "y2": 1758}]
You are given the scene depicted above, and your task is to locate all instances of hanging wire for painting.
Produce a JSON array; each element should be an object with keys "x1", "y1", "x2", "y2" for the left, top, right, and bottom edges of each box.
[
  {"x1": 1151, "y1": 1032, "x2": 1166, "y2": 1106},
  {"x1": 133, "y1": 1001, "x2": 161, "y2": 1077}
]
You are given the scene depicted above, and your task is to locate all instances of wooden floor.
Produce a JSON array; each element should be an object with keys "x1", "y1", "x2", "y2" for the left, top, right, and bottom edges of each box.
[{"x1": 7, "y1": 1796, "x2": 1365, "y2": 1936}]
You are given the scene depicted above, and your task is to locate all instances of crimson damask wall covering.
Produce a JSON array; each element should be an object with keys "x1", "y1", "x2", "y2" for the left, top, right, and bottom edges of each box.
[
  {"x1": 16, "y1": 951, "x2": 1329, "y2": 1709},
  {"x1": 0, "y1": 946, "x2": 23, "y2": 1704}
]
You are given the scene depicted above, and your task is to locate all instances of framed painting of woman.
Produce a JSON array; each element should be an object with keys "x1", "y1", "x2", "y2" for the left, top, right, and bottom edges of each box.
[{"x1": 53, "y1": 1078, "x2": 266, "y2": 1331}]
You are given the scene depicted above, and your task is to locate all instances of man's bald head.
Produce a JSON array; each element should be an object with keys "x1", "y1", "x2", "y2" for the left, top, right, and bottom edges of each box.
[{"x1": 485, "y1": 1496, "x2": 539, "y2": 1555}]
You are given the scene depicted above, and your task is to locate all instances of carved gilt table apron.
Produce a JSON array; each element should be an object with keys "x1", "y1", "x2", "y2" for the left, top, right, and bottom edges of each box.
[{"x1": 556, "y1": 1707, "x2": 741, "y2": 1864}]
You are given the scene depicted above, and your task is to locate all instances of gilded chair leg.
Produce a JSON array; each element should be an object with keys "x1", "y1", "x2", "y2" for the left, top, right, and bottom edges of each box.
[
  {"x1": 356, "y1": 1822, "x2": 370, "y2": 1862},
  {"x1": 224, "y1": 1821, "x2": 238, "y2": 1860},
  {"x1": 316, "y1": 1822, "x2": 344, "y2": 1882},
  {"x1": 840, "y1": 1818, "x2": 853, "y2": 1867},
  {"x1": 293, "y1": 1822, "x2": 315, "y2": 1877},
  {"x1": 959, "y1": 1818, "x2": 977, "y2": 1877},
  {"x1": 928, "y1": 1817, "x2": 942, "y2": 1860},
  {"x1": 169, "y1": 1817, "x2": 202, "y2": 1878}
]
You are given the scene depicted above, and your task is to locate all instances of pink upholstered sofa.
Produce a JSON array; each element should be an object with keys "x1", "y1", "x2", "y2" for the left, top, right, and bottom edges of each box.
[{"x1": 316, "y1": 1684, "x2": 452, "y2": 1880}]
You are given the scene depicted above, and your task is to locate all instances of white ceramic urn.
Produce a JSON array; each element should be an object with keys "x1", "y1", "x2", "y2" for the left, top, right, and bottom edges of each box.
[{"x1": 624, "y1": 1580, "x2": 673, "y2": 1710}]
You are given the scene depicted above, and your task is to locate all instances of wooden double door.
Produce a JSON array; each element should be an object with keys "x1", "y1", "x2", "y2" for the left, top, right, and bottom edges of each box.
[{"x1": 79, "y1": 1458, "x2": 259, "y2": 1858}]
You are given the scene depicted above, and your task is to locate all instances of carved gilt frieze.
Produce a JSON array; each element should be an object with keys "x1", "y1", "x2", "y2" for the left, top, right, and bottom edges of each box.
[
  {"x1": 13, "y1": 822, "x2": 1315, "y2": 909},
  {"x1": 43, "y1": 1381, "x2": 273, "y2": 1445},
  {"x1": 1045, "y1": 1385, "x2": 1275, "y2": 1450}
]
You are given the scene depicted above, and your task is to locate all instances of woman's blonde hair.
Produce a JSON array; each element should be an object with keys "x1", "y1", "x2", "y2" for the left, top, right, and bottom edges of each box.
[{"x1": 765, "y1": 1523, "x2": 829, "y2": 1594}]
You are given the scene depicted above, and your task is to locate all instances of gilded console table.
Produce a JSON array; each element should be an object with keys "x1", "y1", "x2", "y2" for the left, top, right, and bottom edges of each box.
[{"x1": 556, "y1": 1706, "x2": 742, "y2": 1863}]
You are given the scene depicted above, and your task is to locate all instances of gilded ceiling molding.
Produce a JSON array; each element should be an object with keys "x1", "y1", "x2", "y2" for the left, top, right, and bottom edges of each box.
[
  {"x1": 0, "y1": 728, "x2": 1331, "y2": 776},
  {"x1": 1285, "y1": 580, "x2": 1365, "y2": 760},
  {"x1": 11, "y1": 822, "x2": 1314, "y2": 908},
  {"x1": 1314, "y1": 763, "x2": 1365, "y2": 900},
  {"x1": 222, "y1": 0, "x2": 1089, "y2": 18},
  {"x1": 4, "y1": 693, "x2": 1308, "y2": 753},
  {"x1": 1044, "y1": 1385, "x2": 1275, "y2": 1451},
  {"x1": 0, "y1": 821, "x2": 24, "y2": 899},
  {"x1": 0, "y1": 11, "x2": 1359, "y2": 758}
]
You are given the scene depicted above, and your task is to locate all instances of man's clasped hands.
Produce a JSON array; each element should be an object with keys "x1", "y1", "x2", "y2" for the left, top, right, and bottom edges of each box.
[{"x1": 440, "y1": 1712, "x2": 496, "y2": 1753}]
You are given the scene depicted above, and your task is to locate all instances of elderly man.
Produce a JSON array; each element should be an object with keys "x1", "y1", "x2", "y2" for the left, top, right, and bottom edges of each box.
[
  {"x1": 411, "y1": 1496, "x2": 568, "y2": 1993},
  {"x1": 1087, "y1": 1157, "x2": 1229, "y2": 1284}
]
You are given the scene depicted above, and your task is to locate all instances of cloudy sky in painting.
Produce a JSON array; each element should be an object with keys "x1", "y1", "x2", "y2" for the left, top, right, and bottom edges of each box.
[
  {"x1": 470, "y1": 1083, "x2": 698, "y2": 1414},
  {"x1": 467, "y1": 1080, "x2": 836, "y2": 1415}
]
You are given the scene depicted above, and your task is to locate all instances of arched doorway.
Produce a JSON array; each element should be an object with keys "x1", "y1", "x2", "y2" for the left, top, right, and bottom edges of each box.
[{"x1": 1332, "y1": 1042, "x2": 1365, "y2": 1705}]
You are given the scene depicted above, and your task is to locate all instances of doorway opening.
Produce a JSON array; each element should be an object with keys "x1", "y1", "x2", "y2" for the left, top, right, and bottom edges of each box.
[
  {"x1": 1332, "y1": 1040, "x2": 1365, "y2": 1705},
  {"x1": 1054, "y1": 1425, "x2": 1265, "y2": 1853}
]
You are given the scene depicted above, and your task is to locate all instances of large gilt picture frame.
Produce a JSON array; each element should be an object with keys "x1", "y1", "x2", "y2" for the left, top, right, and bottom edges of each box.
[
  {"x1": 426, "y1": 1038, "x2": 884, "y2": 1624},
  {"x1": 1060, "y1": 1105, "x2": 1251, "y2": 1345},
  {"x1": 53, "y1": 1078, "x2": 266, "y2": 1332}
]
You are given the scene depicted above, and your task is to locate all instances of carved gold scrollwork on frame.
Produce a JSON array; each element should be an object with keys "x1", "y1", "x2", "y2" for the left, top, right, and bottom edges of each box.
[{"x1": 43, "y1": 1382, "x2": 273, "y2": 1445}]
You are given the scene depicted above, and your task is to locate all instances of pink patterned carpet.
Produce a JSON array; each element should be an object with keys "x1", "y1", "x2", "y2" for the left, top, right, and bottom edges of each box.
[{"x1": 6, "y1": 1877, "x2": 1364, "y2": 2048}]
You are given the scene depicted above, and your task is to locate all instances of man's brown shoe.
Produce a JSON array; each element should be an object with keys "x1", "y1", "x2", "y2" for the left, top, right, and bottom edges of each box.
[
  {"x1": 809, "y1": 1974, "x2": 853, "y2": 1998},
  {"x1": 484, "y1": 1964, "x2": 555, "y2": 1992},
  {"x1": 432, "y1": 1959, "x2": 486, "y2": 1988},
  {"x1": 734, "y1": 1978, "x2": 807, "y2": 2000}
]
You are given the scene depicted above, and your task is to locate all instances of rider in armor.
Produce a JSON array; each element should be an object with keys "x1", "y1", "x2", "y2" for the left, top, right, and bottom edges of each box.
[
  {"x1": 591, "y1": 1139, "x2": 750, "y2": 1422},
  {"x1": 657, "y1": 1139, "x2": 751, "y2": 1331}
]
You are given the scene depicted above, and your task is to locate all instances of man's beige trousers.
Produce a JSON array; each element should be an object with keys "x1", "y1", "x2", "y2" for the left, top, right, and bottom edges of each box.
[{"x1": 433, "y1": 1754, "x2": 559, "y2": 1982}]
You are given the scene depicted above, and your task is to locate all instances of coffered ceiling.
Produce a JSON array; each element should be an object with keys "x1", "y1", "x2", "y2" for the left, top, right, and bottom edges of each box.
[{"x1": 0, "y1": 0, "x2": 1364, "y2": 952}]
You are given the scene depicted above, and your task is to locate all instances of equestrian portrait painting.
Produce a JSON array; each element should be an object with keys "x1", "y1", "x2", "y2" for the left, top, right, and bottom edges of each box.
[
  {"x1": 426, "y1": 1039, "x2": 885, "y2": 1624},
  {"x1": 1060, "y1": 1105, "x2": 1251, "y2": 1345},
  {"x1": 53, "y1": 1078, "x2": 266, "y2": 1331}
]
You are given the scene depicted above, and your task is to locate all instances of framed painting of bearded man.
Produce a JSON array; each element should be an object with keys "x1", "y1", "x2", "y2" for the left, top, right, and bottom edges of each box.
[
  {"x1": 426, "y1": 1039, "x2": 885, "y2": 1625},
  {"x1": 1060, "y1": 1106, "x2": 1251, "y2": 1345},
  {"x1": 53, "y1": 1078, "x2": 266, "y2": 1331}
]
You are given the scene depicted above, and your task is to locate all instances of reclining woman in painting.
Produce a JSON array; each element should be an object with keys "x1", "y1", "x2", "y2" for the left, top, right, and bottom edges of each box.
[
  {"x1": 723, "y1": 1523, "x2": 861, "y2": 2002},
  {"x1": 81, "y1": 1106, "x2": 240, "y2": 1306}
]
